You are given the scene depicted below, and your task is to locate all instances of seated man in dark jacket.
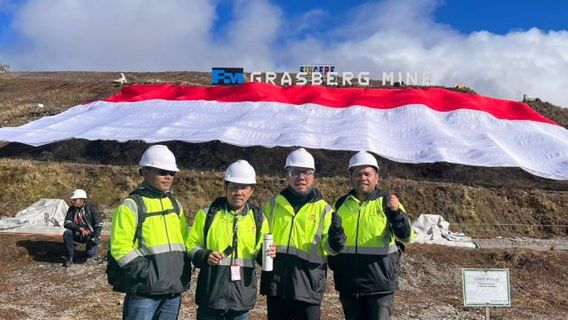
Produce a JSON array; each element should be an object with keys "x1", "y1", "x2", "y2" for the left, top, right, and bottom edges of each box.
[{"x1": 63, "y1": 188, "x2": 102, "y2": 267}]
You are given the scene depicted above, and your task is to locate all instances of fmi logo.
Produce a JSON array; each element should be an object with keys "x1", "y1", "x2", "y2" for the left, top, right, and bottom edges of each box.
[{"x1": 211, "y1": 67, "x2": 245, "y2": 85}]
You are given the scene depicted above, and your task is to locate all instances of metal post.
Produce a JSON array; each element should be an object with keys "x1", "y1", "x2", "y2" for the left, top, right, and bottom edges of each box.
[{"x1": 485, "y1": 306, "x2": 490, "y2": 320}]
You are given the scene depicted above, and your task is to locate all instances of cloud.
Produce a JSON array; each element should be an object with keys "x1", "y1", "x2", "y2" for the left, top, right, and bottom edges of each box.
[
  {"x1": 430, "y1": 28, "x2": 568, "y2": 106},
  {"x1": 7, "y1": 0, "x2": 216, "y2": 70},
  {"x1": 221, "y1": 0, "x2": 282, "y2": 70},
  {"x1": 283, "y1": 0, "x2": 568, "y2": 107},
  {"x1": 1, "y1": 0, "x2": 281, "y2": 71},
  {"x1": 1, "y1": 0, "x2": 567, "y2": 107}
]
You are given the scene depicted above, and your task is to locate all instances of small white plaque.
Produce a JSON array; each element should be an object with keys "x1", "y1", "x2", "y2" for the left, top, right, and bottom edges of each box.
[{"x1": 462, "y1": 268, "x2": 510, "y2": 307}]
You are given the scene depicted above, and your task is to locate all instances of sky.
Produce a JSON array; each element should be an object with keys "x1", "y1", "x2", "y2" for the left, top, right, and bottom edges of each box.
[{"x1": 0, "y1": 0, "x2": 567, "y2": 107}]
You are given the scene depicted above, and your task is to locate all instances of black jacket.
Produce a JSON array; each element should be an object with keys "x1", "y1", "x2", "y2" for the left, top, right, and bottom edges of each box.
[
  {"x1": 107, "y1": 182, "x2": 191, "y2": 295},
  {"x1": 328, "y1": 189, "x2": 412, "y2": 296},
  {"x1": 260, "y1": 187, "x2": 345, "y2": 305},
  {"x1": 64, "y1": 203, "x2": 102, "y2": 238},
  {"x1": 191, "y1": 198, "x2": 265, "y2": 312}
]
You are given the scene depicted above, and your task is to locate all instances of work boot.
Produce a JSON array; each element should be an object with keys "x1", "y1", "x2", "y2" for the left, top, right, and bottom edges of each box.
[
  {"x1": 63, "y1": 257, "x2": 73, "y2": 268},
  {"x1": 85, "y1": 256, "x2": 99, "y2": 265}
]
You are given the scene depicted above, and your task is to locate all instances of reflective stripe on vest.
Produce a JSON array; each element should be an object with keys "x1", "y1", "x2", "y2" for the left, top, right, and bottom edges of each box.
[
  {"x1": 337, "y1": 195, "x2": 400, "y2": 255},
  {"x1": 268, "y1": 198, "x2": 332, "y2": 263},
  {"x1": 218, "y1": 257, "x2": 255, "y2": 268},
  {"x1": 342, "y1": 216, "x2": 398, "y2": 255},
  {"x1": 310, "y1": 204, "x2": 332, "y2": 259},
  {"x1": 276, "y1": 245, "x2": 327, "y2": 264},
  {"x1": 117, "y1": 197, "x2": 186, "y2": 267},
  {"x1": 119, "y1": 243, "x2": 187, "y2": 267},
  {"x1": 189, "y1": 246, "x2": 204, "y2": 259},
  {"x1": 118, "y1": 248, "x2": 144, "y2": 266}
]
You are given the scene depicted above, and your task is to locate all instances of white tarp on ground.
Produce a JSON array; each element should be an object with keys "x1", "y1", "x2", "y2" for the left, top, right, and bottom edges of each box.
[
  {"x1": 412, "y1": 214, "x2": 477, "y2": 248},
  {"x1": 0, "y1": 199, "x2": 68, "y2": 234}
]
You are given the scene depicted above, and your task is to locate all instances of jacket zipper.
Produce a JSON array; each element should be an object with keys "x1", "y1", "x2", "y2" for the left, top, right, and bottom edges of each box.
[
  {"x1": 355, "y1": 202, "x2": 362, "y2": 254},
  {"x1": 355, "y1": 200, "x2": 362, "y2": 298},
  {"x1": 286, "y1": 212, "x2": 296, "y2": 254},
  {"x1": 282, "y1": 203, "x2": 297, "y2": 299},
  {"x1": 160, "y1": 198, "x2": 172, "y2": 251}
]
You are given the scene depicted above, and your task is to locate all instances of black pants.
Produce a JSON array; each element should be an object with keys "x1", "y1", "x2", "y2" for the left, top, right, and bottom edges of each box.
[
  {"x1": 196, "y1": 306, "x2": 248, "y2": 320},
  {"x1": 63, "y1": 229, "x2": 98, "y2": 259},
  {"x1": 339, "y1": 292, "x2": 394, "y2": 320},
  {"x1": 267, "y1": 296, "x2": 320, "y2": 320}
]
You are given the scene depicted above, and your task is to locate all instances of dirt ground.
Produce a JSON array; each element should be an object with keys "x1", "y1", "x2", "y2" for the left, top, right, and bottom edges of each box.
[{"x1": 1, "y1": 234, "x2": 567, "y2": 320}]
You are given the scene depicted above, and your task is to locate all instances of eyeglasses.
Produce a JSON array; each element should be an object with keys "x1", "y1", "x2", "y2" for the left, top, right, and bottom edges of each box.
[
  {"x1": 155, "y1": 169, "x2": 176, "y2": 177},
  {"x1": 287, "y1": 168, "x2": 315, "y2": 177}
]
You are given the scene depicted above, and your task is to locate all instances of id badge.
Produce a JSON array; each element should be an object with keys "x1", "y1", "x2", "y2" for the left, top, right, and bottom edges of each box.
[{"x1": 230, "y1": 264, "x2": 241, "y2": 281}]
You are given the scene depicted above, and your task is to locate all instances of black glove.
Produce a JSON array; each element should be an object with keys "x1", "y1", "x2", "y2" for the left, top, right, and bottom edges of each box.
[
  {"x1": 328, "y1": 212, "x2": 346, "y2": 253},
  {"x1": 384, "y1": 206, "x2": 400, "y2": 220},
  {"x1": 385, "y1": 208, "x2": 412, "y2": 240},
  {"x1": 193, "y1": 249, "x2": 213, "y2": 269}
]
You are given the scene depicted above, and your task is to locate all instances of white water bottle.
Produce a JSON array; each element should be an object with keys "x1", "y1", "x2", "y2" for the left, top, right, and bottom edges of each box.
[{"x1": 262, "y1": 234, "x2": 273, "y2": 272}]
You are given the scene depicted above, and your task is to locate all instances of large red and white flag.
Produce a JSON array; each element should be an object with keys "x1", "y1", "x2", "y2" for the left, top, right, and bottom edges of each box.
[{"x1": 0, "y1": 83, "x2": 567, "y2": 180}]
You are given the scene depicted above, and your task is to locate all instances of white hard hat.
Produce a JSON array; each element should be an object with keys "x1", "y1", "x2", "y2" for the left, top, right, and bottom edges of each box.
[
  {"x1": 71, "y1": 189, "x2": 87, "y2": 199},
  {"x1": 285, "y1": 148, "x2": 315, "y2": 170},
  {"x1": 225, "y1": 160, "x2": 256, "y2": 184},
  {"x1": 139, "y1": 145, "x2": 179, "y2": 172},
  {"x1": 348, "y1": 151, "x2": 379, "y2": 170}
]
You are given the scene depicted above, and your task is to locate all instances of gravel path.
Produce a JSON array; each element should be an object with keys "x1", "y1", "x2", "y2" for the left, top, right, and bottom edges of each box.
[{"x1": 474, "y1": 237, "x2": 568, "y2": 251}]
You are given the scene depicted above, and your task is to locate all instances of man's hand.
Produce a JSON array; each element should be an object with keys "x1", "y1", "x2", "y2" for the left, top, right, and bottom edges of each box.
[
  {"x1": 329, "y1": 211, "x2": 344, "y2": 235},
  {"x1": 387, "y1": 195, "x2": 400, "y2": 211},
  {"x1": 328, "y1": 211, "x2": 346, "y2": 253},
  {"x1": 79, "y1": 227, "x2": 91, "y2": 237},
  {"x1": 207, "y1": 251, "x2": 225, "y2": 266},
  {"x1": 268, "y1": 244, "x2": 277, "y2": 258}
]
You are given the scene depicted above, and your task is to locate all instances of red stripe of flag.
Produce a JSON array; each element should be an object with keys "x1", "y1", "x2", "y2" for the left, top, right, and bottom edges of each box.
[{"x1": 103, "y1": 82, "x2": 556, "y2": 125}]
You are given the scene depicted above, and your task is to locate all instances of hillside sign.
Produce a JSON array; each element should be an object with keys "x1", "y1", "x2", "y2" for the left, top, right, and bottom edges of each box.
[{"x1": 462, "y1": 268, "x2": 510, "y2": 319}]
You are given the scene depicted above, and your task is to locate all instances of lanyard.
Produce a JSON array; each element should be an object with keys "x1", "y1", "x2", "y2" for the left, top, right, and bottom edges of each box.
[
  {"x1": 230, "y1": 215, "x2": 238, "y2": 262},
  {"x1": 227, "y1": 203, "x2": 248, "y2": 262}
]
